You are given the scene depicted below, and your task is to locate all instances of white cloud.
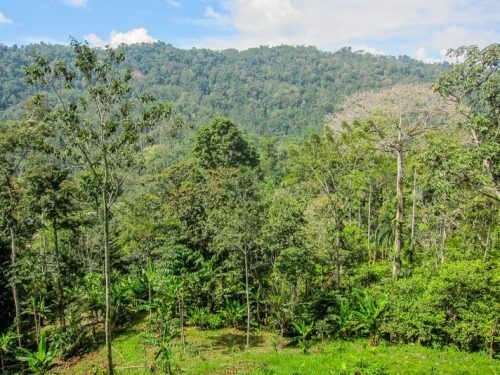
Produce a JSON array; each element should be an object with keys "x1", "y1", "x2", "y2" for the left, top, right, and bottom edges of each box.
[
  {"x1": 180, "y1": 6, "x2": 232, "y2": 28},
  {"x1": 85, "y1": 28, "x2": 157, "y2": 48},
  {"x1": 414, "y1": 46, "x2": 442, "y2": 63},
  {"x1": 0, "y1": 11, "x2": 13, "y2": 24},
  {"x1": 352, "y1": 45, "x2": 386, "y2": 56},
  {"x1": 432, "y1": 25, "x2": 497, "y2": 55},
  {"x1": 62, "y1": 0, "x2": 88, "y2": 7},
  {"x1": 415, "y1": 25, "x2": 498, "y2": 62},
  {"x1": 166, "y1": 0, "x2": 181, "y2": 7},
  {"x1": 85, "y1": 33, "x2": 106, "y2": 48},
  {"x1": 185, "y1": 0, "x2": 499, "y2": 59}
]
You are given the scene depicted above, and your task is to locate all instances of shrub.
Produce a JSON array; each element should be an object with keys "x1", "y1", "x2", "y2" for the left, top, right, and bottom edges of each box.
[
  {"x1": 189, "y1": 308, "x2": 224, "y2": 330},
  {"x1": 207, "y1": 313, "x2": 224, "y2": 330},
  {"x1": 385, "y1": 260, "x2": 498, "y2": 354},
  {"x1": 189, "y1": 307, "x2": 209, "y2": 329},
  {"x1": 222, "y1": 300, "x2": 246, "y2": 329}
]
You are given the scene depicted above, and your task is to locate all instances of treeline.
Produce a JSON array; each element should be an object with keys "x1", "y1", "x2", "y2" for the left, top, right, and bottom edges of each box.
[
  {"x1": 0, "y1": 42, "x2": 498, "y2": 374},
  {"x1": 0, "y1": 42, "x2": 449, "y2": 135}
]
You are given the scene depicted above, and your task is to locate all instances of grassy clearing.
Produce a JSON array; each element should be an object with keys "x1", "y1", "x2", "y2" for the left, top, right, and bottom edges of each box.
[{"x1": 56, "y1": 319, "x2": 499, "y2": 374}]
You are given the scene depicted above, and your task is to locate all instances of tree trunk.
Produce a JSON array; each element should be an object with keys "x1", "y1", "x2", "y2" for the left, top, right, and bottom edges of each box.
[
  {"x1": 393, "y1": 140, "x2": 404, "y2": 278},
  {"x1": 367, "y1": 185, "x2": 372, "y2": 262},
  {"x1": 102, "y1": 159, "x2": 114, "y2": 375},
  {"x1": 179, "y1": 287, "x2": 185, "y2": 353},
  {"x1": 34, "y1": 300, "x2": 39, "y2": 343},
  {"x1": 409, "y1": 170, "x2": 417, "y2": 264},
  {"x1": 53, "y1": 217, "x2": 65, "y2": 329},
  {"x1": 9, "y1": 225, "x2": 22, "y2": 347},
  {"x1": 244, "y1": 249, "x2": 250, "y2": 349},
  {"x1": 440, "y1": 224, "x2": 447, "y2": 264},
  {"x1": 373, "y1": 226, "x2": 379, "y2": 263},
  {"x1": 148, "y1": 281, "x2": 152, "y2": 320},
  {"x1": 334, "y1": 231, "x2": 341, "y2": 289}
]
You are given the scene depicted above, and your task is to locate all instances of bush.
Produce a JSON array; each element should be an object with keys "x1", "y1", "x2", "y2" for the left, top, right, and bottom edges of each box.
[
  {"x1": 222, "y1": 300, "x2": 246, "y2": 329},
  {"x1": 384, "y1": 260, "x2": 498, "y2": 354},
  {"x1": 207, "y1": 313, "x2": 224, "y2": 330},
  {"x1": 189, "y1": 307, "x2": 209, "y2": 329},
  {"x1": 52, "y1": 319, "x2": 94, "y2": 359},
  {"x1": 189, "y1": 308, "x2": 225, "y2": 330},
  {"x1": 348, "y1": 263, "x2": 390, "y2": 288}
]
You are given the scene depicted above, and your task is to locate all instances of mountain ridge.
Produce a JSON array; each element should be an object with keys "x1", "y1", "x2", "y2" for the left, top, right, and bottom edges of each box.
[{"x1": 0, "y1": 42, "x2": 448, "y2": 135}]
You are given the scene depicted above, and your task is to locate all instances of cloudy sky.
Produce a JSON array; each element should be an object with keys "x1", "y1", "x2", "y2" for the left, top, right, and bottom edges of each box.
[{"x1": 0, "y1": 0, "x2": 498, "y2": 61}]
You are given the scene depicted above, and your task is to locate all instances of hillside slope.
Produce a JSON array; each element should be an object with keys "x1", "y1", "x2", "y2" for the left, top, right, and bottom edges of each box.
[{"x1": 0, "y1": 43, "x2": 448, "y2": 135}]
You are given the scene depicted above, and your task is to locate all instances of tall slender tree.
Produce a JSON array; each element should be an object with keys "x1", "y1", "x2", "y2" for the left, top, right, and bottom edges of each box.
[
  {"x1": 0, "y1": 121, "x2": 47, "y2": 345},
  {"x1": 26, "y1": 40, "x2": 172, "y2": 374},
  {"x1": 327, "y1": 84, "x2": 457, "y2": 277}
]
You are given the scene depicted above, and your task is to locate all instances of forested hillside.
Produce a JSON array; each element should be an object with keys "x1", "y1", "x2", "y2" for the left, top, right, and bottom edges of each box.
[
  {"x1": 0, "y1": 43, "x2": 448, "y2": 135},
  {"x1": 0, "y1": 41, "x2": 498, "y2": 375}
]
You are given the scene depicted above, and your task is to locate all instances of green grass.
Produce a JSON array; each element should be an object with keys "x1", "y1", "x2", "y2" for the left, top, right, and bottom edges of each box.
[{"x1": 55, "y1": 319, "x2": 499, "y2": 375}]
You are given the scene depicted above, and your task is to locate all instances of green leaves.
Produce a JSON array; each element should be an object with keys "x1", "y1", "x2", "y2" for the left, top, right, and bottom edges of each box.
[
  {"x1": 0, "y1": 326, "x2": 19, "y2": 356},
  {"x1": 434, "y1": 43, "x2": 499, "y2": 201},
  {"x1": 194, "y1": 116, "x2": 259, "y2": 170},
  {"x1": 17, "y1": 331, "x2": 59, "y2": 375},
  {"x1": 292, "y1": 321, "x2": 314, "y2": 354},
  {"x1": 349, "y1": 291, "x2": 388, "y2": 345}
]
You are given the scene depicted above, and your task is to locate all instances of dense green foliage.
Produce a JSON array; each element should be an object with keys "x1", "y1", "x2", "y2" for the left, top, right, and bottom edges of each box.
[
  {"x1": 0, "y1": 42, "x2": 498, "y2": 374},
  {"x1": 0, "y1": 43, "x2": 448, "y2": 135},
  {"x1": 193, "y1": 116, "x2": 259, "y2": 169}
]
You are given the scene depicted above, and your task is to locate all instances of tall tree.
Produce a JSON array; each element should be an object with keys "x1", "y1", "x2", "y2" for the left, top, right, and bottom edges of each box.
[
  {"x1": 434, "y1": 43, "x2": 499, "y2": 202},
  {"x1": 0, "y1": 121, "x2": 46, "y2": 345},
  {"x1": 327, "y1": 84, "x2": 457, "y2": 277},
  {"x1": 24, "y1": 158, "x2": 77, "y2": 329},
  {"x1": 194, "y1": 116, "x2": 259, "y2": 169},
  {"x1": 207, "y1": 168, "x2": 262, "y2": 349},
  {"x1": 298, "y1": 131, "x2": 356, "y2": 288},
  {"x1": 25, "y1": 40, "x2": 172, "y2": 374}
]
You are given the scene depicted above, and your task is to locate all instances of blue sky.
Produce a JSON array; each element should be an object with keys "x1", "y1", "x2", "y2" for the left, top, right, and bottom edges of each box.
[{"x1": 0, "y1": 0, "x2": 498, "y2": 61}]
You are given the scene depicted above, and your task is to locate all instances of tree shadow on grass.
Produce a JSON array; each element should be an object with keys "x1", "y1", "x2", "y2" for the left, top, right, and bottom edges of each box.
[{"x1": 209, "y1": 333, "x2": 265, "y2": 351}]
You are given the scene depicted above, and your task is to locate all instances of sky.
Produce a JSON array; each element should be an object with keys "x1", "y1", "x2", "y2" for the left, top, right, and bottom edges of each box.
[{"x1": 0, "y1": 0, "x2": 498, "y2": 62}]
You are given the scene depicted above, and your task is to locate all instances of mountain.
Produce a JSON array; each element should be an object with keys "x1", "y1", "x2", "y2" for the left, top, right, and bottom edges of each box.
[{"x1": 0, "y1": 42, "x2": 448, "y2": 135}]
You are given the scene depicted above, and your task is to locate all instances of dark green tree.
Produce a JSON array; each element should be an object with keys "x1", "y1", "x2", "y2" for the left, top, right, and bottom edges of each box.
[
  {"x1": 193, "y1": 116, "x2": 259, "y2": 169},
  {"x1": 0, "y1": 121, "x2": 46, "y2": 345},
  {"x1": 24, "y1": 158, "x2": 77, "y2": 329}
]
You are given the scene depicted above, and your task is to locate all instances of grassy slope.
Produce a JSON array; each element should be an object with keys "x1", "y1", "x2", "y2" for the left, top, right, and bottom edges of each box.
[{"x1": 56, "y1": 319, "x2": 499, "y2": 375}]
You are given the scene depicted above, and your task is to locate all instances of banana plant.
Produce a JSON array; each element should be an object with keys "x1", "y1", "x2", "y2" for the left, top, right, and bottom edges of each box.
[
  {"x1": 147, "y1": 323, "x2": 175, "y2": 374},
  {"x1": 332, "y1": 298, "x2": 353, "y2": 338},
  {"x1": 292, "y1": 321, "x2": 314, "y2": 354},
  {"x1": 222, "y1": 300, "x2": 246, "y2": 328},
  {"x1": 351, "y1": 291, "x2": 388, "y2": 345},
  {"x1": 17, "y1": 331, "x2": 59, "y2": 374}
]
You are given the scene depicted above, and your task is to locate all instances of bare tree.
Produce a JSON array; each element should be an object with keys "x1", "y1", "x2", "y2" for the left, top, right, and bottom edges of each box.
[{"x1": 327, "y1": 84, "x2": 458, "y2": 277}]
